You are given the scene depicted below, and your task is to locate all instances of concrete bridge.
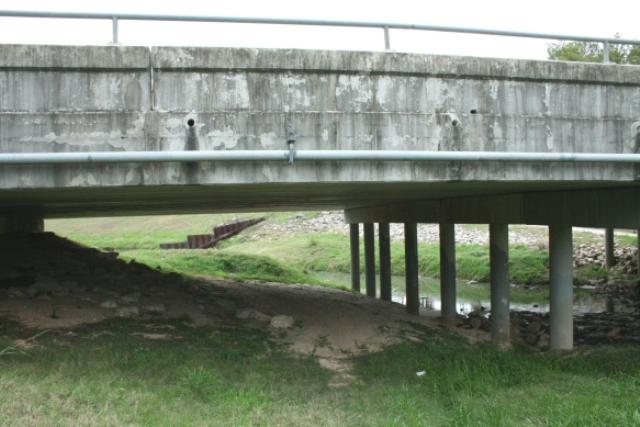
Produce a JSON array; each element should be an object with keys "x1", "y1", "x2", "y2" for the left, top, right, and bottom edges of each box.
[{"x1": 2, "y1": 44, "x2": 640, "y2": 350}]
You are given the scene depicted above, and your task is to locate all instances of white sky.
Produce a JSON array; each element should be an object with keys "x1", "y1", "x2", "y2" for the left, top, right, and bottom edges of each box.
[{"x1": 0, "y1": 0, "x2": 638, "y2": 60}]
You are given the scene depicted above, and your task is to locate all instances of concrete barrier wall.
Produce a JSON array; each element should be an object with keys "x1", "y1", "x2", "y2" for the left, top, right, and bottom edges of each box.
[{"x1": 0, "y1": 45, "x2": 639, "y2": 214}]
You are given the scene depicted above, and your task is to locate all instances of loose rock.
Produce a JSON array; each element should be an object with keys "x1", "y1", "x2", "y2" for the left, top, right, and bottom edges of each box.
[
  {"x1": 236, "y1": 309, "x2": 271, "y2": 324},
  {"x1": 270, "y1": 315, "x2": 295, "y2": 329},
  {"x1": 142, "y1": 303, "x2": 166, "y2": 315},
  {"x1": 120, "y1": 293, "x2": 140, "y2": 304},
  {"x1": 116, "y1": 306, "x2": 139, "y2": 318},
  {"x1": 100, "y1": 300, "x2": 118, "y2": 309}
]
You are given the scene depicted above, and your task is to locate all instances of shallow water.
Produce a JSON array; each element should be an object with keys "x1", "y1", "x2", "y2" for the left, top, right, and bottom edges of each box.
[
  {"x1": 390, "y1": 294, "x2": 613, "y2": 315},
  {"x1": 316, "y1": 272, "x2": 617, "y2": 315}
]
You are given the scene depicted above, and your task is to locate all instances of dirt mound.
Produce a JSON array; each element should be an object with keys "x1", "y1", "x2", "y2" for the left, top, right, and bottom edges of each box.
[
  {"x1": 0, "y1": 233, "x2": 449, "y2": 380},
  {"x1": 0, "y1": 232, "x2": 214, "y2": 328}
]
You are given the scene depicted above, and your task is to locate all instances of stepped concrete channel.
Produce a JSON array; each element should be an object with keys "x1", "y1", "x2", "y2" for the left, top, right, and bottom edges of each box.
[{"x1": 1, "y1": 44, "x2": 640, "y2": 349}]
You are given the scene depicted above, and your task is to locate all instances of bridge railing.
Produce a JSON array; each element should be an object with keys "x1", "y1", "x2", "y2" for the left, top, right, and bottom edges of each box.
[{"x1": 1, "y1": 10, "x2": 639, "y2": 63}]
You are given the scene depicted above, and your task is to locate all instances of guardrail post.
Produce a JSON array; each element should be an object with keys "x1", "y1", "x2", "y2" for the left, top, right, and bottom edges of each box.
[
  {"x1": 112, "y1": 16, "x2": 119, "y2": 44},
  {"x1": 383, "y1": 26, "x2": 391, "y2": 50},
  {"x1": 603, "y1": 41, "x2": 610, "y2": 63}
]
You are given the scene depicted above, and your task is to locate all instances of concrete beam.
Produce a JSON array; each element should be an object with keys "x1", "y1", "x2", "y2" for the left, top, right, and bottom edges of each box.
[
  {"x1": 549, "y1": 224, "x2": 574, "y2": 350},
  {"x1": 490, "y1": 224, "x2": 510, "y2": 348},
  {"x1": 404, "y1": 223, "x2": 420, "y2": 315},
  {"x1": 349, "y1": 223, "x2": 360, "y2": 293},
  {"x1": 439, "y1": 223, "x2": 457, "y2": 325},
  {"x1": 379, "y1": 223, "x2": 392, "y2": 302},
  {"x1": 345, "y1": 187, "x2": 640, "y2": 229},
  {"x1": 364, "y1": 223, "x2": 376, "y2": 298}
]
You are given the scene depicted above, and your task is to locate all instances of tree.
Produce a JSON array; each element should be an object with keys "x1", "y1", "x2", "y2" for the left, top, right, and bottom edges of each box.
[{"x1": 547, "y1": 34, "x2": 640, "y2": 64}]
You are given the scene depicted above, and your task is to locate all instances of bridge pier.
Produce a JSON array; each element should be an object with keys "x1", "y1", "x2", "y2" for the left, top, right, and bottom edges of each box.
[
  {"x1": 404, "y1": 223, "x2": 420, "y2": 315},
  {"x1": 605, "y1": 227, "x2": 615, "y2": 268},
  {"x1": 439, "y1": 223, "x2": 457, "y2": 325},
  {"x1": 349, "y1": 223, "x2": 361, "y2": 292},
  {"x1": 364, "y1": 223, "x2": 376, "y2": 297},
  {"x1": 549, "y1": 224, "x2": 574, "y2": 350},
  {"x1": 0, "y1": 214, "x2": 44, "y2": 234},
  {"x1": 489, "y1": 223, "x2": 510, "y2": 348},
  {"x1": 379, "y1": 223, "x2": 392, "y2": 301}
]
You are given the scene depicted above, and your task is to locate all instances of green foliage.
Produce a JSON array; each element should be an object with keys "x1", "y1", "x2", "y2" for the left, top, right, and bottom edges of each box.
[
  {"x1": 124, "y1": 233, "x2": 612, "y2": 288},
  {"x1": 230, "y1": 234, "x2": 552, "y2": 285},
  {"x1": 548, "y1": 35, "x2": 640, "y2": 64},
  {"x1": 574, "y1": 264, "x2": 608, "y2": 285},
  {"x1": 45, "y1": 212, "x2": 314, "y2": 250},
  {"x1": 353, "y1": 328, "x2": 640, "y2": 426},
  {"x1": 119, "y1": 250, "x2": 321, "y2": 285},
  {"x1": 2, "y1": 319, "x2": 640, "y2": 425},
  {"x1": 48, "y1": 216, "x2": 629, "y2": 287}
]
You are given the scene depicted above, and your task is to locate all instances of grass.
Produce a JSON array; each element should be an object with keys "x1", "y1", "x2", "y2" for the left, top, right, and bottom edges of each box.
[
  {"x1": 225, "y1": 233, "x2": 595, "y2": 286},
  {"x1": 119, "y1": 249, "x2": 327, "y2": 286},
  {"x1": 353, "y1": 327, "x2": 640, "y2": 426},
  {"x1": 14, "y1": 216, "x2": 640, "y2": 424},
  {"x1": 47, "y1": 216, "x2": 633, "y2": 291},
  {"x1": 2, "y1": 318, "x2": 640, "y2": 426},
  {"x1": 46, "y1": 212, "x2": 317, "y2": 250},
  {"x1": 619, "y1": 233, "x2": 639, "y2": 248}
]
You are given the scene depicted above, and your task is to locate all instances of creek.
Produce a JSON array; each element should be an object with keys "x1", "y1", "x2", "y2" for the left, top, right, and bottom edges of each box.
[{"x1": 316, "y1": 272, "x2": 625, "y2": 315}]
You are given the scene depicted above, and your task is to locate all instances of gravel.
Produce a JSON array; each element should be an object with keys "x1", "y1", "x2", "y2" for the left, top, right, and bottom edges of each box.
[{"x1": 250, "y1": 211, "x2": 546, "y2": 246}]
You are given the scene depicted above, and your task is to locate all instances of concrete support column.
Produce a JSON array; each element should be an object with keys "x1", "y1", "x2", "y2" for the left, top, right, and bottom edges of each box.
[
  {"x1": 364, "y1": 223, "x2": 376, "y2": 298},
  {"x1": 637, "y1": 229, "x2": 640, "y2": 275},
  {"x1": 0, "y1": 215, "x2": 44, "y2": 234},
  {"x1": 549, "y1": 224, "x2": 574, "y2": 351},
  {"x1": 379, "y1": 222, "x2": 392, "y2": 301},
  {"x1": 605, "y1": 227, "x2": 615, "y2": 269},
  {"x1": 489, "y1": 223, "x2": 510, "y2": 348},
  {"x1": 404, "y1": 223, "x2": 419, "y2": 315},
  {"x1": 439, "y1": 223, "x2": 457, "y2": 325},
  {"x1": 349, "y1": 223, "x2": 361, "y2": 293}
]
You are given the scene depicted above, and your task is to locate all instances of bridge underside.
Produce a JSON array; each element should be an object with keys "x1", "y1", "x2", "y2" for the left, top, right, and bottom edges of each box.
[{"x1": 0, "y1": 181, "x2": 638, "y2": 225}]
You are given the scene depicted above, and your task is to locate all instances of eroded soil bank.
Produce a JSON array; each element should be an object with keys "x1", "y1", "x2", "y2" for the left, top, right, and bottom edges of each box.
[{"x1": 1, "y1": 232, "x2": 639, "y2": 367}]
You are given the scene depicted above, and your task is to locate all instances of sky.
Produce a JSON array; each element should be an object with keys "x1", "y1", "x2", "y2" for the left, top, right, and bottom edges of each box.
[{"x1": 0, "y1": 0, "x2": 638, "y2": 60}]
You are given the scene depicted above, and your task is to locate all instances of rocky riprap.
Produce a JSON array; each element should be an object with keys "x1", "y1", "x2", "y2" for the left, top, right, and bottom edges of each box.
[
  {"x1": 255, "y1": 212, "x2": 640, "y2": 276},
  {"x1": 457, "y1": 281, "x2": 640, "y2": 348},
  {"x1": 0, "y1": 232, "x2": 188, "y2": 320},
  {"x1": 251, "y1": 211, "x2": 545, "y2": 245},
  {"x1": 574, "y1": 244, "x2": 639, "y2": 275}
]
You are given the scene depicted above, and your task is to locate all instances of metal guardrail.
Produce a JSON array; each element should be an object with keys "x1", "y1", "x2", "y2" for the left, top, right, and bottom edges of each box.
[
  {"x1": 2, "y1": 150, "x2": 640, "y2": 165},
  {"x1": 1, "y1": 10, "x2": 639, "y2": 63}
]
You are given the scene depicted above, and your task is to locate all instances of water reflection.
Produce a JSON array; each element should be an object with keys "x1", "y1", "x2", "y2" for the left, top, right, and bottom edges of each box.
[
  {"x1": 317, "y1": 271, "x2": 619, "y2": 315},
  {"x1": 391, "y1": 293, "x2": 615, "y2": 314}
]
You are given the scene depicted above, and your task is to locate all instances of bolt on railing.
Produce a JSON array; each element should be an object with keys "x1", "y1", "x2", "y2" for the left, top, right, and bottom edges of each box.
[{"x1": 1, "y1": 10, "x2": 639, "y2": 62}]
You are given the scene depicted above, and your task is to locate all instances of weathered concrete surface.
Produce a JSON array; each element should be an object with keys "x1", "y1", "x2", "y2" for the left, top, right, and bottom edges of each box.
[
  {"x1": 1, "y1": 44, "x2": 639, "y2": 216},
  {"x1": 344, "y1": 187, "x2": 640, "y2": 228}
]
